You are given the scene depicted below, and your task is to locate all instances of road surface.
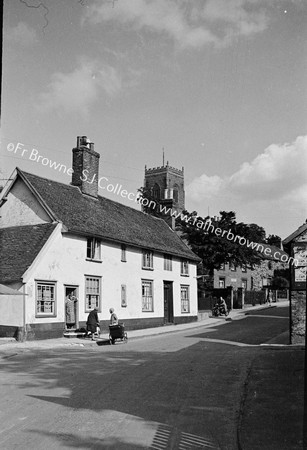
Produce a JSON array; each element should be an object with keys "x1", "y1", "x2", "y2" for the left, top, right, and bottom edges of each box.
[{"x1": 0, "y1": 305, "x2": 303, "y2": 449}]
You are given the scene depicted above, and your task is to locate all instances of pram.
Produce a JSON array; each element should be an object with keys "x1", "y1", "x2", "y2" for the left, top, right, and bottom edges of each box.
[{"x1": 109, "y1": 323, "x2": 128, "y2": 345}]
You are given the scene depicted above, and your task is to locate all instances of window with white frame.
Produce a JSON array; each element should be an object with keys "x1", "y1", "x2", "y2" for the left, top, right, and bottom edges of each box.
[
  {"x1": 121, "y1": 244, "x2": 127, "y2": 262},
  {"x1": 142, "y1": 250, "x2": 153, "y2": 269},
  {"x1": 242, "y1": 279, "x2": 248, "y2": 289},
  {"x1": 36, "y1": 281, "x2": 56, "y2": 317},
  {"x1": 85, "y1": 276, "x2": 101, "y2": 311},
  {"x1": 87, "y1": 238, "x2": 101, "y2": 261},
  {"x1": 219, "y1": 278, "x2": 225, "y2": 288},
  {"x1": 142, "y1": 279, "x2": 153, "y2": 311},
  {"x1": 121, "y1": 284, "x2": 127, "y2": 307},
  {"x1": 164, "y1": 254, "x2": 172, "y2": 271},
  {"x1": 180, "y1": 285, "x2": 190, "y2": 313},
  {"x1": 180, "y1": 259, "x2": 189, "y2": 276}
]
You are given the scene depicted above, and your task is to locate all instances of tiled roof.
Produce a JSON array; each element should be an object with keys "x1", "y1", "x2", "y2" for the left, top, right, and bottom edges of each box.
[
  {"x1": 0, "y1": 284, "x2": 24, "y2": 295},
  {"x1": 0, "y1": 223, "x2": 57, "y2": 283},
  {"x1": 257, "y1": 243, "x2": 289, "y2": 262},
  {"x1": 283, "y1": 223, "x2": 307, "y2": 245},
  {"x1": 18, "y1": 170, "x2": 199, "y2": 261}
]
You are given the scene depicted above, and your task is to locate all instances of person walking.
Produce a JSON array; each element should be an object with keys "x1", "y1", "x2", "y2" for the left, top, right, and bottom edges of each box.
[
  {"x1": 86, "y1": 307, "x2": 100, "y2": 340},
  {"x1": 267, "y1": 290, "x2": 273, "y2": 305},
  {"x1": 109, "y1": 308, "x2": 118, "y2": 325}
]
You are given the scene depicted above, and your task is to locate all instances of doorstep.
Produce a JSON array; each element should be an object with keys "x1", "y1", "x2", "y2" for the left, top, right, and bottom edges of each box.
[{"x1": 63, "y1": 331, "x2": 86, "y2": 339}]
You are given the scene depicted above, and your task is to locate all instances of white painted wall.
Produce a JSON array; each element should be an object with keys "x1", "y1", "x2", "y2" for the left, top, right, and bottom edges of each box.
[
  {"x1": 0, "y1": 178, "x2": 51, "y2": 228},
  {"x1": 23, "y1": 227, "x2": 198, "y2": 326},
  {"x1": 0, "y1": 294, "x2": 24, "y2": 326}
]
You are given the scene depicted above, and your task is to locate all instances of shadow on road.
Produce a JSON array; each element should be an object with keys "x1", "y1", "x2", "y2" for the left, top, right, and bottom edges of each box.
[{"x1": 1, "y1": 343, "x2": 239, "y2": 449}]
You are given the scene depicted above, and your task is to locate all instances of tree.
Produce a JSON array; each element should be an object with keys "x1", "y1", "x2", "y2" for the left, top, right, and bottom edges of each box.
[
  {"x1": 266, "y1": 234, "x2": 282, "y2": 248},
  {"x1": 176, "y1": 210, "x2": 265, "y2": 273},
  {"x1": 271, "y1": 276, "x2": 289, "y2": 289},
  {"x1": 137, "y1": 186, "x2": 163, "y2": 218}
]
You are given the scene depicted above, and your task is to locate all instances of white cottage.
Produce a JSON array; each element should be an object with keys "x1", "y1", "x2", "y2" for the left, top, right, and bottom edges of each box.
[{"x1": 0, "y1": 136, "x2": 199, "y2": 340}]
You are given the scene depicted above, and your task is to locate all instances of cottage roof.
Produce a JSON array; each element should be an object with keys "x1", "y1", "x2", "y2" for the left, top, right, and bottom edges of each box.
[
  {"x1": 0, "y1": 223, "x2": 57, "y2": 283},
  {"x1": 257, "y1": 243, "x2": 289, "y2": 262},
  {"x1": 0, "y1": 284, "x2": 24, "y2": 295},
  {"x1": 283, "y1": 223, "x2": 307, "y2": 245},
  {"x1": 17, "y1": 169, "x2": 199, "y2": 261}
]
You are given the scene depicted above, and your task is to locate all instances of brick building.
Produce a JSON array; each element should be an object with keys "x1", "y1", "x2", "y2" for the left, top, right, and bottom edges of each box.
[{"x1": 214, "y1": 262, "x2": 252, "y2": 290}]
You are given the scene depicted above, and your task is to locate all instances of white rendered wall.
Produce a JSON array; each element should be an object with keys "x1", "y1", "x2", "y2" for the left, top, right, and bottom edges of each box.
[
  {"x1": 0, "y1": 179, "x2": 51, "y2": 228},
  {"x1": 0, "y1": 294, "x2": 24, "y2": 326},
  {"x1": 23, "y1": 228, "x2": 198, "y2": 326}
]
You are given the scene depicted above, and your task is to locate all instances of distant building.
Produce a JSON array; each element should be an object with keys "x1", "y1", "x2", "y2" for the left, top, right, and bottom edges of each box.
[
  {"x1": 214, "y1": 263, "x2": 252, "y2": 290},
  {"x1": 143, "y1": 162, "x2": 288, "y2": 304},
  {"x1": 144, "y1": 162, "x2": 185, "y2": 228}
]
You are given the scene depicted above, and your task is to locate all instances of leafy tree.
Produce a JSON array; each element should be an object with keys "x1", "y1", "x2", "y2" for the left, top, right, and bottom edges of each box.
[
  {"x1": 271, "y1": 276, "x2": 289, "y2": 289},
  {"x1": 176, "y1": 210, "x2": 265, "y2": 272},
  {"x1": 266, "y1": 234, "x2": 282, "y2": 248},
  {"x1": 137, "y1": 189, "x2": 269, "y2": 274},
  {"x1": 137, "y1": 186, "x2": 163, "y2": 218}
]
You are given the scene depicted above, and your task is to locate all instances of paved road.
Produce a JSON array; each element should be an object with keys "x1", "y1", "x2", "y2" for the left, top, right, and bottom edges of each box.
[{"x1": 0, "y1": 306, "x2": 303, "y2": 449}]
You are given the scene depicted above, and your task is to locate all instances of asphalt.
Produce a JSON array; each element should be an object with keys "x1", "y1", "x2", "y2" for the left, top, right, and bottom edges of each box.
[
  {"x1": 0, "y1": 301, "x2": 291, "y2": 350},
  {"x1": 0, "y1": 301, "x2": 304, "y2": 449}
]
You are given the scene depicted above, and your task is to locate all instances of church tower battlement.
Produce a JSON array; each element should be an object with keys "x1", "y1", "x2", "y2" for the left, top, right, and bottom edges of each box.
[{"x1": 143, "y1": 161, "x2": 185, "y2": 228}]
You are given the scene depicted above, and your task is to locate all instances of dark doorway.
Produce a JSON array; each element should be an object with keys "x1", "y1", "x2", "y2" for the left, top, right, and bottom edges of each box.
[
  {"x1": 163, "y1": 281, "x2": 174, "y2": 324},
  {"x1": 65, "y1": 286, "x2": 79, "y2": 330}
]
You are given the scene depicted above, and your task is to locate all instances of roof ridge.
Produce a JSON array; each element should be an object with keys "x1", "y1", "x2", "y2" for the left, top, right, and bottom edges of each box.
[
  {"x1": 19, "y1": 169, "x2": 80, "y2": 191},
  {"x1": 19, "y1": 169, "x2": 174, "y2": 225},
  {"x1": 0, "y1": 223, "x2": 56, "y2": 232},
  {"x1": 15, "y1": 168, "x2": 199, "y2": 261}
]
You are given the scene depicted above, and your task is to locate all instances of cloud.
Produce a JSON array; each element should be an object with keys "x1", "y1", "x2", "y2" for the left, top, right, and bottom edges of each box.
[
  {"x1": 37, "y1": 59, "x2": 122, "y2": 116},
  {"x1": 202, "y1": 0, "x2": 268, "y2": 43},
  {"x1": 6, "y1": 22, "x2": 38, "y2": 46},
  {"x1": 187, "y1": 174, "x2": 224, "y2": 201},
  {"x1": 229, "y1": 135, "x2": 307, "y2": 199},
  {"x1": 187, "y1": 135, "x2": 307, "y2": 205},
  {"x1": 84, "y1": 0, "x2": 270, "y2": 49}
]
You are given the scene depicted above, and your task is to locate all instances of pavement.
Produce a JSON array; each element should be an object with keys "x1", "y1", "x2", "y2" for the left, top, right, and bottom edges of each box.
[
  {"x1": 0, "y1": 300, "x2": 304, "y2": 449},
  {"x1": 0, "y1": 301, "x2": 291, "y2": 350}
]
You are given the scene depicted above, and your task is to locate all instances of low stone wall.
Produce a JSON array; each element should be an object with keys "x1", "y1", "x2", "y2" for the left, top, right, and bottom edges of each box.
[{"x1": 290, "y1": 290, "x2": 306, "y2": 344}]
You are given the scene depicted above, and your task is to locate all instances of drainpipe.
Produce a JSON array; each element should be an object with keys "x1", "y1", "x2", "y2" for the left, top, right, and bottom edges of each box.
[{"x1": 22, "y1": 284, "x2": 26, "y2": 341}]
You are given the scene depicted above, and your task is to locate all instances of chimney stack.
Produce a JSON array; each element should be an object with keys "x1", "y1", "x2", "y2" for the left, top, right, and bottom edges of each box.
[{"x1": 71, "y1": 136, "x2": 100, "y2": 198}]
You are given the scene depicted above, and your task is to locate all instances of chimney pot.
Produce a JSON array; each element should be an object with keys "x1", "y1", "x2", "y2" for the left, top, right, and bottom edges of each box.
[{"x1": 72, "y1": 136, "x2": 100, "y2": 198}]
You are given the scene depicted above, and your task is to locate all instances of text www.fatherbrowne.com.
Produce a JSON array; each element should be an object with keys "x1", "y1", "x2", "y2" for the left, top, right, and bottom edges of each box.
[
  {"x1": 6, "y1": 140, "x2": 297, "y2": 267},
  {"x1": 157, "y1": 203, "x2": 298, "y2": 267}
]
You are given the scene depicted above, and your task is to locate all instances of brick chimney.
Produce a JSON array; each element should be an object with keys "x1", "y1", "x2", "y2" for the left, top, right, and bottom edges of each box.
[{"x1": 71, "y1": 136, "x2": 100, "y2": 198}]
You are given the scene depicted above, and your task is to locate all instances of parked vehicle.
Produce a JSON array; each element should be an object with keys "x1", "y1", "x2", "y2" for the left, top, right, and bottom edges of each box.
[{"x1": 212, "y1": 303, "x2": 229, "y2": 317}]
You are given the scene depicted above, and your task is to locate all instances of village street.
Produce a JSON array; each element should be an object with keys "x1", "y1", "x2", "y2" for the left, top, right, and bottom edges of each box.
[{"x1": 0, "y1": 304, "x2": 304, "y2": 450}]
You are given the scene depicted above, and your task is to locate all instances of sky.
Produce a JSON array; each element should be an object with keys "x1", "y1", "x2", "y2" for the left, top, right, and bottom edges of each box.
[{"x1": 1, "y1": 0, "x2": 307, "y2": 240}]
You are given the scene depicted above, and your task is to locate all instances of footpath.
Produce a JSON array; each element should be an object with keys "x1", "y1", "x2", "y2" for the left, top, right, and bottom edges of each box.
[
  {"x1": 0, "y1": 301, "x2": 290, "y2": 350},
  {"x1": 0, "y1": 301, "x2": 304, "y2": 449}
]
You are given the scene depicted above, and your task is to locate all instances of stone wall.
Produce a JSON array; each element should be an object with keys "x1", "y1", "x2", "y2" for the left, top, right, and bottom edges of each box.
[
  {"x1": 251, "y1": 260, "x2": 287, "y2": 290},
  {"x1": 290, "y1": 290, "x2": 306, "y2": 344}
]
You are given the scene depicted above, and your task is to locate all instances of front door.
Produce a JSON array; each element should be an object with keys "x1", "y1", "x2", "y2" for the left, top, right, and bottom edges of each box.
[
  {"x1": 65, "y1": 286, "x2": 79, "y2": 329},
  {"x1": 163, "y1": 281, "x2": 174, "y2": 324}
]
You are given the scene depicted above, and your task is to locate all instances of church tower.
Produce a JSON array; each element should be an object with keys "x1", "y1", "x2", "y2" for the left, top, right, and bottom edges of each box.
[{"x1": 143, "y1": 161, "x2": 185, "y2": 228}]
